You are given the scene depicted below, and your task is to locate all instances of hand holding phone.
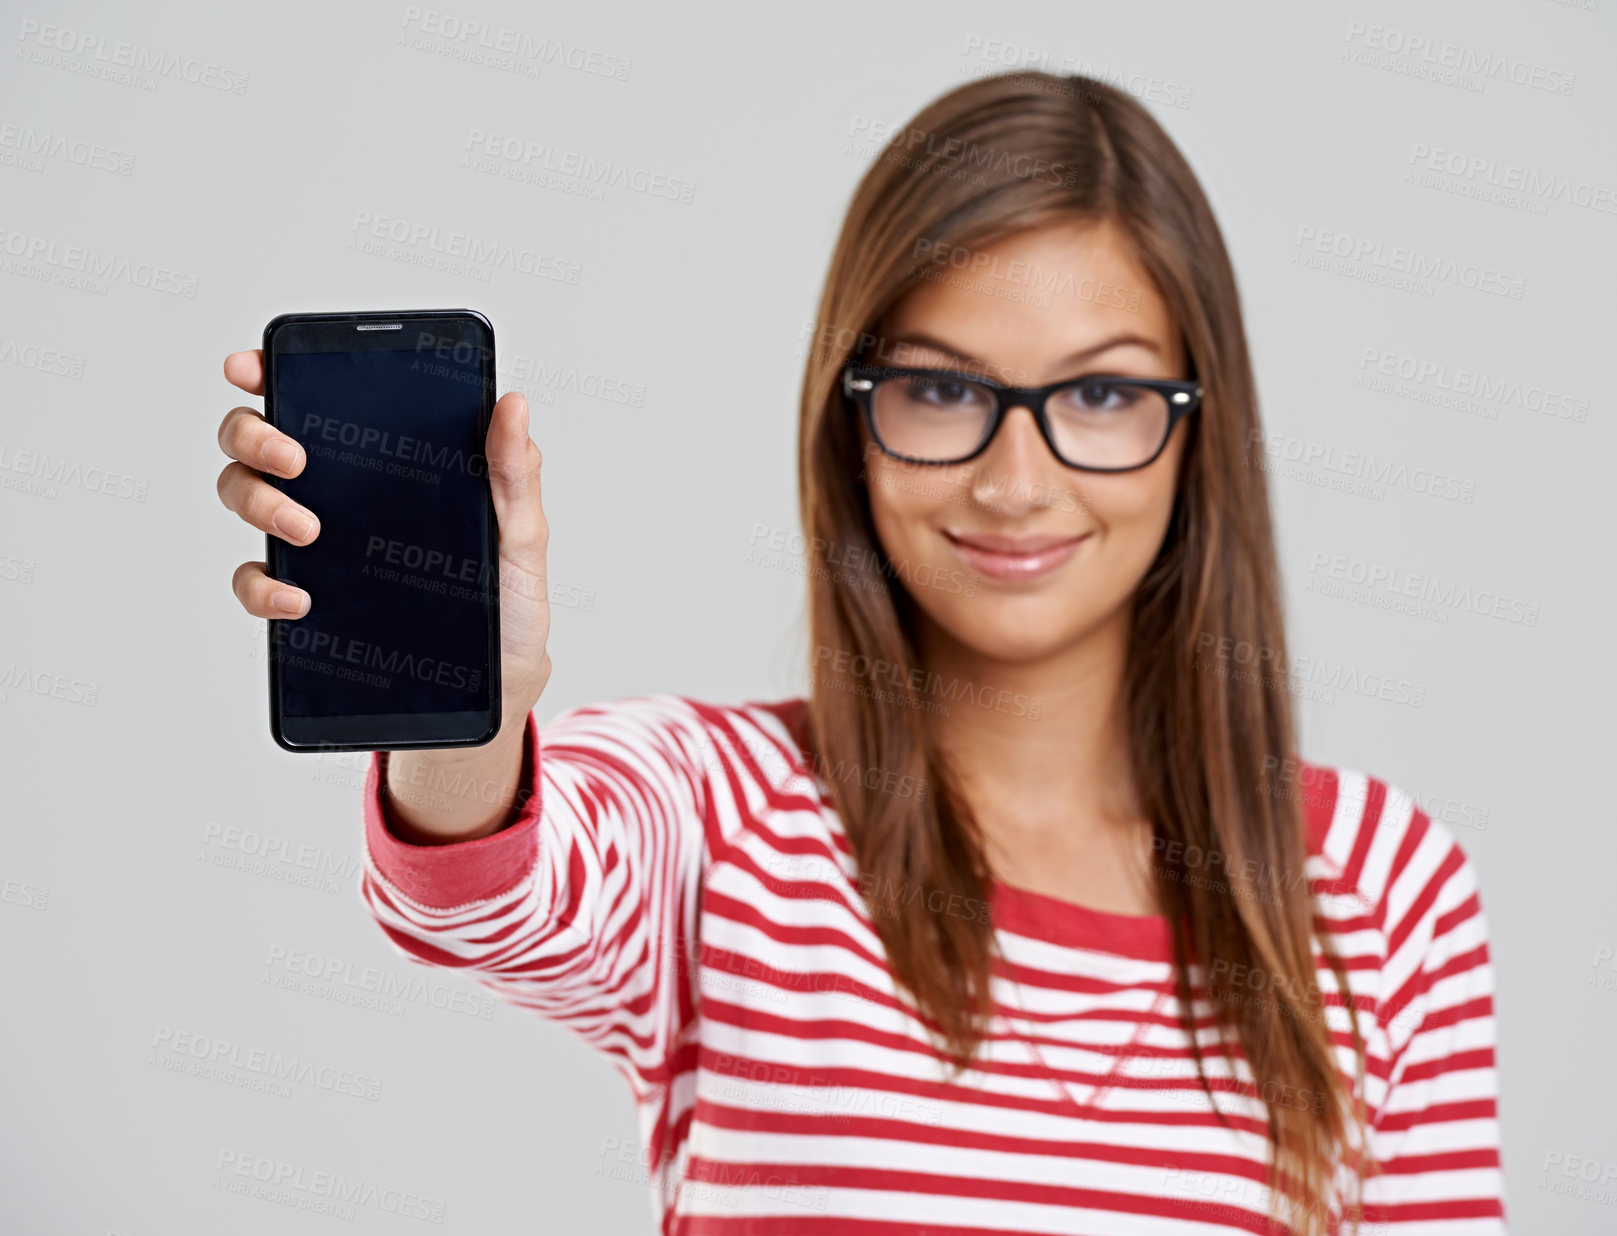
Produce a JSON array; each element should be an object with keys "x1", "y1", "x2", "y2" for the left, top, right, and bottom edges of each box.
[{"x1": 215, "y1": 313, "x2": 552, "y2": 753}]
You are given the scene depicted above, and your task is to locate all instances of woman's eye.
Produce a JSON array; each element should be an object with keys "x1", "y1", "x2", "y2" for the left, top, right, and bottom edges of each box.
[
  {"x1": 909, "y1": 378, "x2": 975, "y2": 405},
  {"x1": 1064, "y1": 381, "x2": 1137, "y2": 412}
]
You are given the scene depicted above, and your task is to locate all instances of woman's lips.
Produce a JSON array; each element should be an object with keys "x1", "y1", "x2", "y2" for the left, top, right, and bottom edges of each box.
[{"x1": 942, "y1": 529, "x2": 1090, "y2": 581}]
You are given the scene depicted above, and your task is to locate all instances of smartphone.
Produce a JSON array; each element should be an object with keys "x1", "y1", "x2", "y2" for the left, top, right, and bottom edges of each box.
[{"x1": 261, "y1": 309, "x2": 501, "y2": 752}]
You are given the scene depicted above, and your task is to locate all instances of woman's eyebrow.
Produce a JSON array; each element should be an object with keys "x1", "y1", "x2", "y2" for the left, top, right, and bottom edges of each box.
[
  {"x1": 885, "y1": 333, "x2": 982, "y2": 366},
  {"x1": 1052, "y1": 334, "x2": 1163, "y2": 366},
  {"x1": 888, "y1": 332, "x2": 1162, "y2": 371}
]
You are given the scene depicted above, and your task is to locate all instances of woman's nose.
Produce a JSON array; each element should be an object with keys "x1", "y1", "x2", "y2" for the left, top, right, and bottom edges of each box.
[{"x1": 969, "y1": 404, "x2": 1053, "y2": 510}]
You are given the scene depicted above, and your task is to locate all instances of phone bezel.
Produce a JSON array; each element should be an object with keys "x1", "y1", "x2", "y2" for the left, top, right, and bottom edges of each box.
[{"x1": 260, "y1": 308, "x2": 503, "y2": 754}]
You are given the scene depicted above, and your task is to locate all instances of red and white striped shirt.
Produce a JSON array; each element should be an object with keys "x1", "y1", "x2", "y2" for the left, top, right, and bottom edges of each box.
[{"x1": 359, "y1": 694, "x2": 1506, "y2": 1234}]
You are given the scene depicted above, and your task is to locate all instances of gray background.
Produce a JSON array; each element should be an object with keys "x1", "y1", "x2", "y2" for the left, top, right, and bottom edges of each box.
[{"x1": 1, "y1": 0, "x2": 1612, "y2": 1231}]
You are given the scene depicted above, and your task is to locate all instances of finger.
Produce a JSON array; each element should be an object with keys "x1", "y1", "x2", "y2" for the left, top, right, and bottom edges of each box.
[
  {"x1": 224, "y1": 349, "x2": 265, "y2": 397},
  {"x1": 216, "y1": 460, "x2": 321, "y2": 545},
  {"x1": 486, "y1": 392, "x2": 547, "y2": 553},
  {"x1": 232, "y1": 560, "x2": 310, "y2": 618},
  {"x1": 218, "y1": 406, "x2": 305, "y2": 478}
]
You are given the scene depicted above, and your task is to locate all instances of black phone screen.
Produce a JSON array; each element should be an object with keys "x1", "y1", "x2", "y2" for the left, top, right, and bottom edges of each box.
[{"x1": 264, "y1": 314, "x2": 498, "y2": 749}]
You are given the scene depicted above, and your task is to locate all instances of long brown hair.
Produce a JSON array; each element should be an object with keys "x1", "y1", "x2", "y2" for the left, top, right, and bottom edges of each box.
[{"x1": 797, "y1": 71, "x2": 1369, "y2": 1234}]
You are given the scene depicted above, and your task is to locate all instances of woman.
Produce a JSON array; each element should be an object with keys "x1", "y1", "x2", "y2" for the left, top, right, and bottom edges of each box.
[{"x1": 215, "y1": 71, "x2": 1505, "y2": 1234}]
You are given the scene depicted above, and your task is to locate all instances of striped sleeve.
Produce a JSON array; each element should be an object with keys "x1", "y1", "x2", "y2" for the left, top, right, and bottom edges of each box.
[
  {"x1": 1358, "y1": 783, "x2": 1506, "y2": 1233},
  {"x1": 358, "y1": 695, "x2": 764, "y2": 1104}
]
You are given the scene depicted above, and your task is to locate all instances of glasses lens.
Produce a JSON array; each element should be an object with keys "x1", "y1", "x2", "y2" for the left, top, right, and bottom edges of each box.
[
  {"x1": 1045, "y1": 380, "x2": 1171, "y2": 469},
  {"x1": 870, "y1": 373, "x2": 996, "y2": 461}
]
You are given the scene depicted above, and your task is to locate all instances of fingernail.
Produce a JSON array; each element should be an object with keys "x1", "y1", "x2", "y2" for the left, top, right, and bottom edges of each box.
[
  {"x1": 264, "y1": 440, "x2": 300, "y2": 473},
  {"x1": 272, "y1": 589, "x2": 308, "y2": 615},
  {"x1": 273, "y1": 507, "x2": 318, "y2": 542}
]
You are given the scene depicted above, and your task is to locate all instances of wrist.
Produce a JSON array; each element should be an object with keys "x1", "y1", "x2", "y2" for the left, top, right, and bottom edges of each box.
[
  {"x1": 394, "y1": 705, "x2": 531, "y2": 768},
  {"x1": 382, "y1": 713, "x2": 534, "y2": 843},
  {"x1": 499, "y1": 697, "x2": 539, "y2": 745}
]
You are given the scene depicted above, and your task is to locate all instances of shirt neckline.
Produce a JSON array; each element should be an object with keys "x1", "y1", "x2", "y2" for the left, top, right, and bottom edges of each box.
[
  {"x1": 988, "y1": 877, "x2": 1175, "y2": 962},
  {"x1": 756, "y1": 694, "x2": 1180, "y2": 962}
]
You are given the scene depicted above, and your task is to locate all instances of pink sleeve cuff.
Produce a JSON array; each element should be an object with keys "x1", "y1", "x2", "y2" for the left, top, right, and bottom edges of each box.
[{"x1": 362, "y1": 711, "x2": 543, "y2": 907}]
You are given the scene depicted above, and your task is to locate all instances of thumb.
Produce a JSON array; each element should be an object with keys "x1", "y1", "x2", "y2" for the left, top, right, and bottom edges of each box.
[{"x1": 485, "y1": 391, "x2": 547, "y2": 562}]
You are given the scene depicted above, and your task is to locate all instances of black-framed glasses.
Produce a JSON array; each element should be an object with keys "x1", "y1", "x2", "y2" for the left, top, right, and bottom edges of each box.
[{"x1": 843, "y1": 363, "x2": 1203, "y2": 473}]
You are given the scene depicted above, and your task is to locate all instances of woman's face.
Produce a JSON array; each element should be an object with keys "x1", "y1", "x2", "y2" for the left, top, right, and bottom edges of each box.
[{"x1": 861, "y1": 218, "x2": 1192, "y2": 664}]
